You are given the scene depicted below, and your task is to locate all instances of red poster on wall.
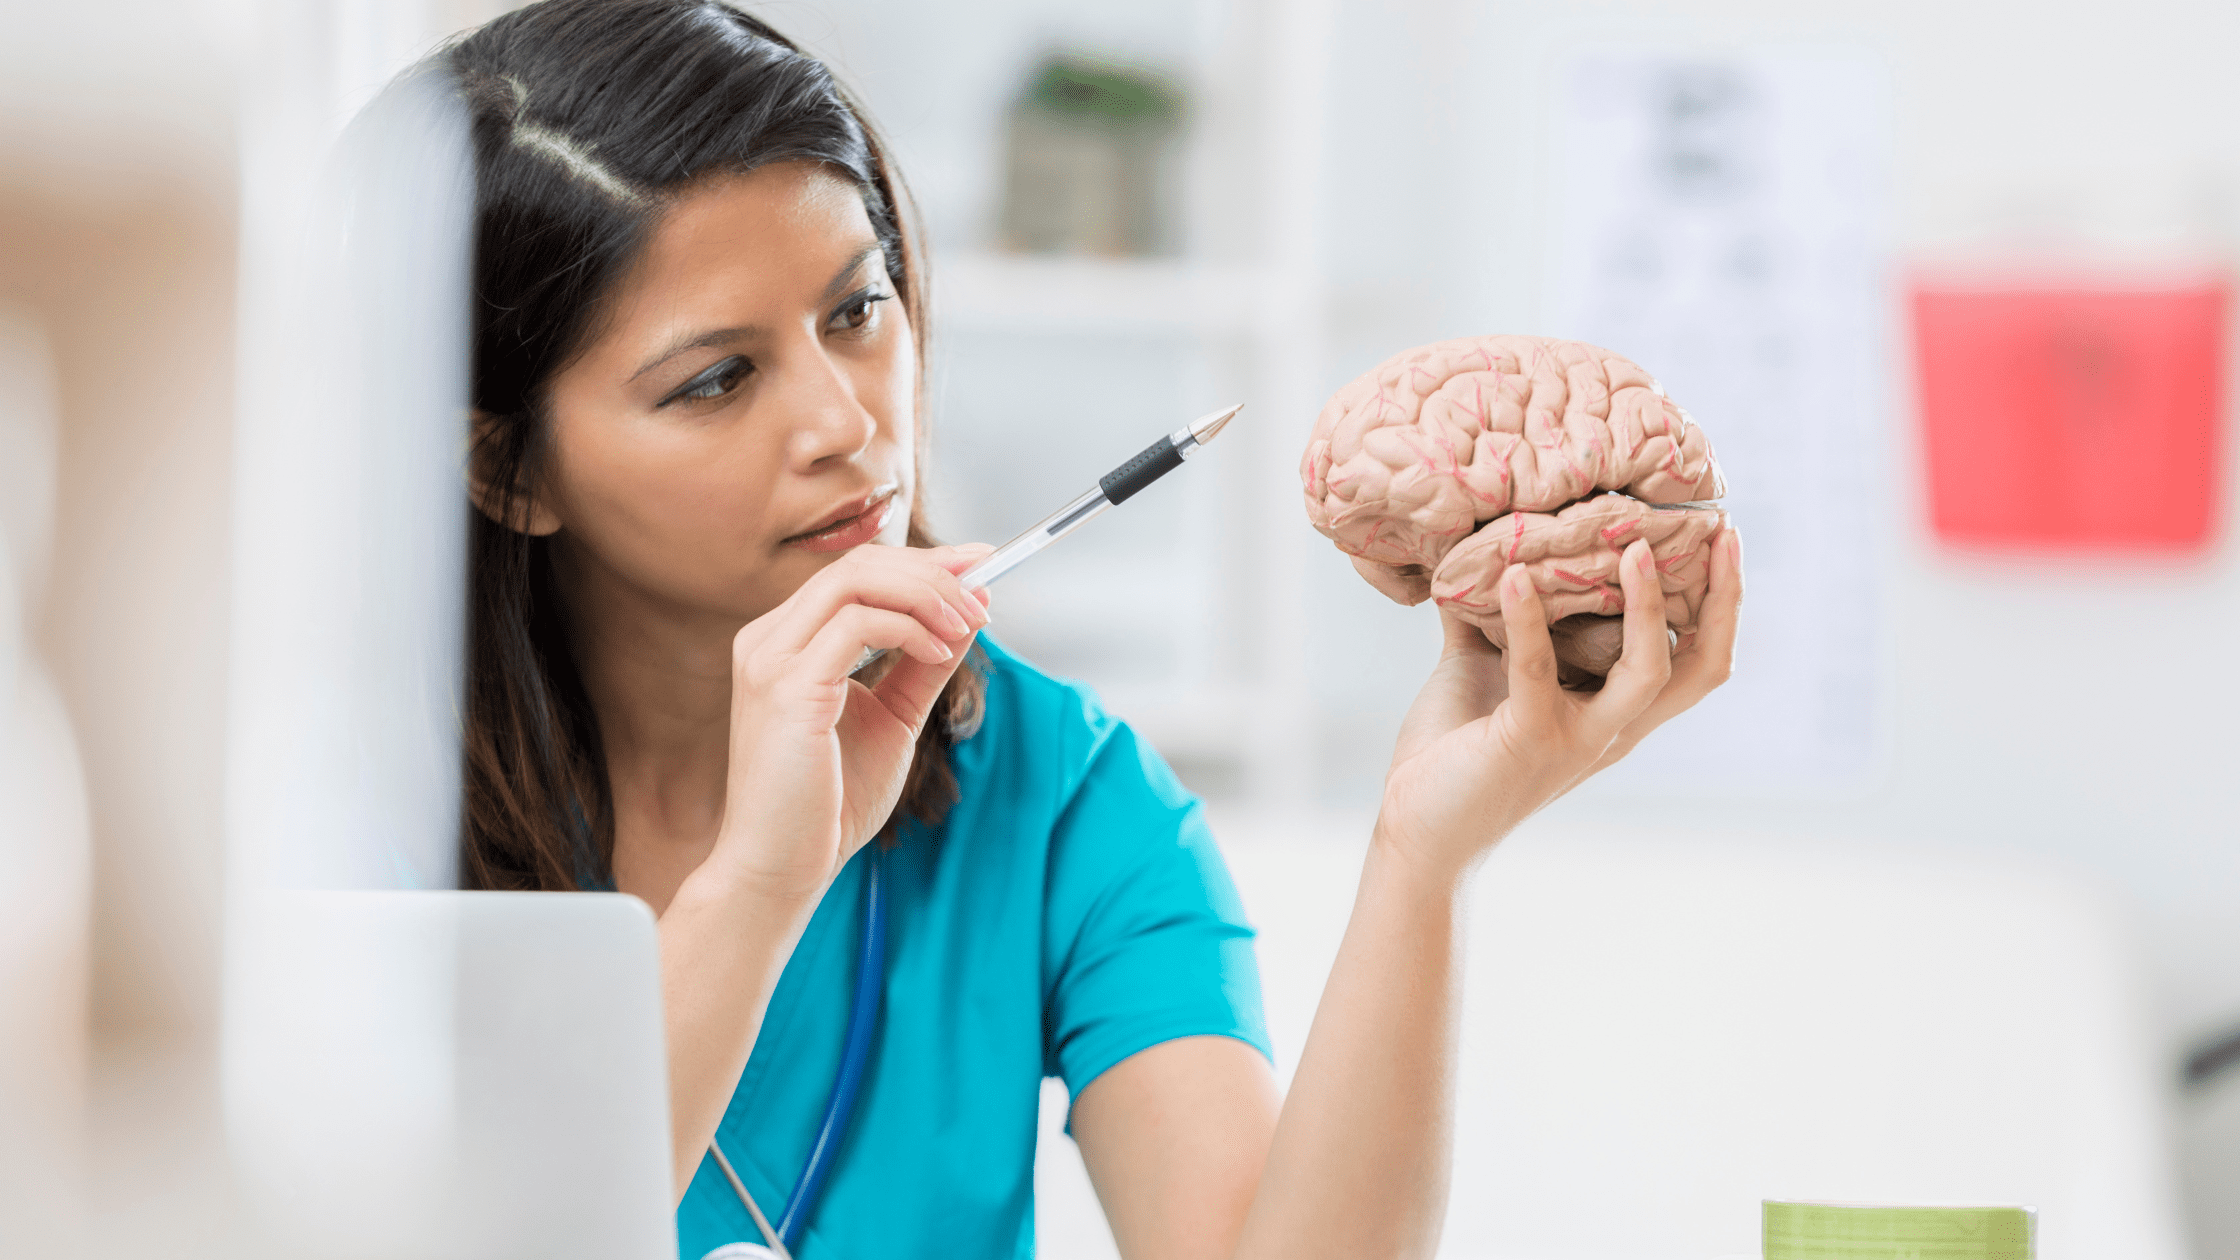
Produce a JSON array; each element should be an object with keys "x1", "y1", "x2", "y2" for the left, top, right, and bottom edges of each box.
[{"x1": 1910, "y1": 278, "x2": 2227, "y2": 551}]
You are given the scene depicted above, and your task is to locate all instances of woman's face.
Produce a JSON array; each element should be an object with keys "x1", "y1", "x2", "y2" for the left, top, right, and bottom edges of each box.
[{"x1": 534, "y1": 160, "x2": 917, "y2": 626}]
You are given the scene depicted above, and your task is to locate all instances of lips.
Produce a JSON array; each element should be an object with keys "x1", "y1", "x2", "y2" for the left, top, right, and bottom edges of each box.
[{"x1": 785, "y1": 486, "x2": 899, "y2": 552}]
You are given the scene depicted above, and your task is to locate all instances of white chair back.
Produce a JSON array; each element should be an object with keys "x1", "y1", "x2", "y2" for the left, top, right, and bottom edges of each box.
[{"x1": 1223, "y1": 821, "x2": 2187, "y2": 1260}]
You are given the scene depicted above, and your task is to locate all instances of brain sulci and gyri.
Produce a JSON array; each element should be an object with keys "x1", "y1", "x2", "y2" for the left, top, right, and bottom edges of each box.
[{"x1": 1300, "y1": 335, "x2": 1729, "y2": 687}]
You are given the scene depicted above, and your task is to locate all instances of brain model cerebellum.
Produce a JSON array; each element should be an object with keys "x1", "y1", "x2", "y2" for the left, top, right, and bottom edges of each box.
[{"x1": 1300, "y1": 335, "x2": 1728, "y2": 680}]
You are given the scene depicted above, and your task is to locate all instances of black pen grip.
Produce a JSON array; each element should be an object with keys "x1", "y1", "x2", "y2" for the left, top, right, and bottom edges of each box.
[{"x1": 1098, "y1": 436, "x2": 1184, "y2": 505}]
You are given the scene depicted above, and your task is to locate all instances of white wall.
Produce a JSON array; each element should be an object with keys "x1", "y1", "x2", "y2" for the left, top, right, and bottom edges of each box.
[
  {"x1": 1325, "y1": 4, "x2": 2240, "y2": 1242},
  {"x1": 1319, "y1": 0, "x2": 2240, "y2": 1032}
]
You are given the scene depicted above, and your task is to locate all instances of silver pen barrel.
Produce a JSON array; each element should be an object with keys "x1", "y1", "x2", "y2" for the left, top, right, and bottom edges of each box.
[
  {"x1": 844, "y1": 403, "x2": 1239, "y2": 680},
  {"x1": 845, "y1": 487, "x2": 1110, "y2": 678}
]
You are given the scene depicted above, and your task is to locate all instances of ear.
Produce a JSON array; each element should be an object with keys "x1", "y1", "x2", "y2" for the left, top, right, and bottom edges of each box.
[{"x1": 468, "y1": 409, "x2": 564, "y2": 537}]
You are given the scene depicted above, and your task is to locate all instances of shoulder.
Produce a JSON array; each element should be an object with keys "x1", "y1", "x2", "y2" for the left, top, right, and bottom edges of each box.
[
  {"x1": 954, "y1": 634, "x2": 1151, "y2": 814},
  {"x1": 941, "y1": 635, "x2": 1199, "y2": 848},
  {"x1": 970, "y1": 633, "x2": 1113, "y2": 746}
]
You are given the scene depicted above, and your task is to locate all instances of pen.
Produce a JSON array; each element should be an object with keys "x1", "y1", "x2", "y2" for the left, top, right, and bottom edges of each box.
[{"x1": 849, "y1": 402, "x2": 1242, "y2": 678}]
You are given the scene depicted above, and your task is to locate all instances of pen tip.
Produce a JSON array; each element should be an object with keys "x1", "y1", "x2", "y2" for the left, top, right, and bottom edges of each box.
[{"x1": 1191, "y1": 403, "x2": 1243, "y2": 444}]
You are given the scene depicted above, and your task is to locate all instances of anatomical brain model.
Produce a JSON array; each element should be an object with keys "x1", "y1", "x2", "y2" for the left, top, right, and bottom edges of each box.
[{"x1": 1300, "y1": 335, "x2": 1728, "y2": 685}]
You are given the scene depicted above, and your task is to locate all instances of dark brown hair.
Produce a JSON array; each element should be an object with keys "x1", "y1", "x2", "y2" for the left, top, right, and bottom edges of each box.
[{"x1": 432, "y1": 0, "x2": 983, "y2": 891}]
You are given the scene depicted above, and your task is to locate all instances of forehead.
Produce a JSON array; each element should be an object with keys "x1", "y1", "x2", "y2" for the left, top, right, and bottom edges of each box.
[{"x1": 606, "y1": 162, "x2": 876, "y2": 321}]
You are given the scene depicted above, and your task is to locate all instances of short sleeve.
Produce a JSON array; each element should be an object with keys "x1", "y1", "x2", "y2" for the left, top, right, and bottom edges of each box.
[{"x1": 1040, "y1": 712, "x2": 1272, "y2": 1100}]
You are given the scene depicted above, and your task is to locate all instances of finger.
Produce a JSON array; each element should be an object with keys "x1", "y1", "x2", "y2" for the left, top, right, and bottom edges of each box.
[
  {"x1": 1589, "y1": 539, "x2": 1673, "y2": 728},
  {"x1": 956, "y1": 547, "x2": 1003, "y2": 632},
  {"x1": 871, "y1": 546, "x2": 990, "y2": 633},
  {"x1": 793, "y1": 605, "x2": 956, "y2": 691},
  {"x1": 1595, "y1": 526, "x2": 1745, "y2": 756},
  {"x1": 1637, "y1": 525, "x2": 1742, "y2": 715},
  {"x1": 927, "y1": 543, "x2": 998, "y2": 628},
  {"x1": 872, "y1": 628, "x2": 979, "y2": 726},
  {"x1": 761, "y1": 549, "x2": 981, "y2": 651},
  {"x1": 1680, "y1": 525, "x2": 1741, "y2": 691},
  {"x1": 930, "y1": 541, "x2": 996, "y2": 576},
  {"x1": 832, "y1": 545, "x2": 990, "y2": 625},
  {"x1": 1496, "y1": 566, "x2": 1560, "y2": 727}
]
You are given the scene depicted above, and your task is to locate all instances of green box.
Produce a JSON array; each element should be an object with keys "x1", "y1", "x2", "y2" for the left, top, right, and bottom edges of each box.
[{"x1": 1764, "y1": 1200, "x2": 2036, "y2": 1260}]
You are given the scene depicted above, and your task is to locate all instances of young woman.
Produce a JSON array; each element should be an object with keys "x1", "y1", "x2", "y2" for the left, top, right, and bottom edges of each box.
[{"x1": 432, "y1": 3, "x2": 1743, "y2": 1257}]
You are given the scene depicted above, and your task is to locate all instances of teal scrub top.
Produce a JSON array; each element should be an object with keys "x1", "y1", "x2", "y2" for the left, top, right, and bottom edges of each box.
[{"x1": 673, "y1": 636, "x2": 1272, "y2": 1259}]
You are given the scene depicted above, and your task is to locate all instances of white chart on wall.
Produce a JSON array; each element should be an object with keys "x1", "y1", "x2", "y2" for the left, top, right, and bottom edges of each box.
[{"x1": 1548, "y1": 47, "x2": 1889, "y2": 795}]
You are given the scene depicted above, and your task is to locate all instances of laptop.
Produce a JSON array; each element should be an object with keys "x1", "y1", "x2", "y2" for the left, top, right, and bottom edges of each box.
[{"x1": 226, "y1": 890, "x2": 676, "y2": 1259}]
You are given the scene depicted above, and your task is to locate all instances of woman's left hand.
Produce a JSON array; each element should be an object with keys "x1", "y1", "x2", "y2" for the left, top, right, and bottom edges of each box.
[{"x1": 1373, "y1": 527, "x2": 1744, "y2": 882}]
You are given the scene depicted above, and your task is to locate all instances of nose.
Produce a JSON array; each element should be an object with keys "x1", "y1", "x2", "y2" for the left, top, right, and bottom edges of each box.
[{"x1": 780, "y1": 339, "x2": 876, "y2": 472}]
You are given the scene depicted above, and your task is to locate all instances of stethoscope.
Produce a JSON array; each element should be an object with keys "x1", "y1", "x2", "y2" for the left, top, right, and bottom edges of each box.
[{"x1": 701, "y1": 847, "x2": 889, "y2": 1260}]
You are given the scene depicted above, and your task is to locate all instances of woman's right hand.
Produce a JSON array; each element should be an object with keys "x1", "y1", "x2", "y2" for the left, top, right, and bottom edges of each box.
[{"x1": 703, "y1": 542, "x2": 991, "y2": 904}]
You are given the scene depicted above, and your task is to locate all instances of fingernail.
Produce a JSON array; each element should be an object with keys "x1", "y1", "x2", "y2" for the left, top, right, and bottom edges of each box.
[{"x1": 933, "y1": 641, "x2": 954, "y2": 661}]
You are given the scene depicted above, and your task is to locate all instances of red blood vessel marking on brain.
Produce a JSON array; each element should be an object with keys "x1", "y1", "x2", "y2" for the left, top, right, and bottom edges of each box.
[{"x1": 1300, "y1": 335, "x2": 1729, "y2": 681}]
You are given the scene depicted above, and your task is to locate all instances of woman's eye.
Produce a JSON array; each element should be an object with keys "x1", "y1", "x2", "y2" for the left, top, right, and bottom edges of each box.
[
  {"x1": 830, "y1": 289, "x2": 892, "y2": 333},
  {"x1": 666, "y1": 356, "x2": 751, "y2": 405}
]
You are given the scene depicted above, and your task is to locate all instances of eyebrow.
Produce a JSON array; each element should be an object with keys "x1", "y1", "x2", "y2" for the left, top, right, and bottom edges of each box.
[{"x1": 627, "y1": 243, "x2": 884, "y2": 382}]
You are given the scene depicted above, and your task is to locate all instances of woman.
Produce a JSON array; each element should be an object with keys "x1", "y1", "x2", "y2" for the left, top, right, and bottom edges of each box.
[{"x1": 435, "y1": 2, "x2": 1743, "y2": 1257}]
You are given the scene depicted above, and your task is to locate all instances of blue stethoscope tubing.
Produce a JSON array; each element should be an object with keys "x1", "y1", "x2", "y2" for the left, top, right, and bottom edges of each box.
[{"x1": 768, "y1": 844, "x2": 887, "y2": 1251}]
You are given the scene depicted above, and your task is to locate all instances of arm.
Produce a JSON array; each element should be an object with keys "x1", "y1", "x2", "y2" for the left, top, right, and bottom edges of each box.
[
  {"x1": 656, "y1": 861, "x2": 824, "y2": 1202},
  {"x1": 1074, "y1": 529, "x2": 1744, "y2": 1259},
  {"x1": 654, "y1": 544, "x2": 991, "y2": 1199},
  {"x1": 1069, "y1": 847, "x2": 1462, "y2": 1260}
]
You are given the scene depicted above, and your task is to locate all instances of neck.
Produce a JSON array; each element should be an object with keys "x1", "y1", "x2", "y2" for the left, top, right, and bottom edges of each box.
[{"x1": 550, "y1": 538, "x2": 742, "y2": 888}]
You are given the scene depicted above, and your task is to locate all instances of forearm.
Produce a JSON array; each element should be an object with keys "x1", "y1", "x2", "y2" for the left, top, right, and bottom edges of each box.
[
  {"x1": 1232, "y1": 837, "x2": 1467, "y2": 1260},
  {"x1": 656, "y1": 866, "x2": 822, "y2": 1201}
]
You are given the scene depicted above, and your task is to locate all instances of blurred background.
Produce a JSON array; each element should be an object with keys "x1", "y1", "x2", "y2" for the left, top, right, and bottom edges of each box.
[{"x1": 2, "y1": 0, "x2": 2236, "y2": 1256}]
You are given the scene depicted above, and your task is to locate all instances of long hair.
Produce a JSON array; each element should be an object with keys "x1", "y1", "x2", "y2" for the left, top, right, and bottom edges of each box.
[{"x1": 431, "y1": 0, "x2": 984, "y2": 891}]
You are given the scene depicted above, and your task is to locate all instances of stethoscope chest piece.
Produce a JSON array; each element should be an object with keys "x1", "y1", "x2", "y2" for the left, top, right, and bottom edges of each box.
[{"x1": 702, "y1": 1245, "x2": 779, "y2": 1260}]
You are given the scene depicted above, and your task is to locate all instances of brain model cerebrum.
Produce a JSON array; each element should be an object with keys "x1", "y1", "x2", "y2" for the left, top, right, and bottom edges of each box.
[{"x1": 1300, "y1": 335, "x2": 1728, "y2": 682}]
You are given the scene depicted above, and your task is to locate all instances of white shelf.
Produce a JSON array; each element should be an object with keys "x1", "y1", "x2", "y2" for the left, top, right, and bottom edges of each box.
[
  {"x1": 930, "y1": 251, "x2": 1274, "y2": 337},
  {"x1": 907, "y1": 0, "x2": 1334, "y2": 804}
]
